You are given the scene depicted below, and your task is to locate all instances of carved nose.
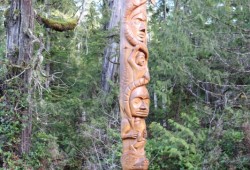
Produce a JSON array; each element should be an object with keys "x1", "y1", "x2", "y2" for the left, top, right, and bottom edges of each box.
[
  {"x1": 140, "y1": 102, "x2": 147, "y2": 110},
  {"x1": 140, "y1": 28, "x2": 145, "y2": 33},
  {"x1": 139, "y1": 24, "x2": 146, "y2": 32}
]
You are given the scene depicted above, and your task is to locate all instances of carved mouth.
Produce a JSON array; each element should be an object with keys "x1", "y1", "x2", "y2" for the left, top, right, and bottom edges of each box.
[
  {"x1": 138, "y1": 32, "x2": 145, "y2": 38},
  {"x1": 137, "y1": 33, "x2": 145, "y2": 42},
  {"x1": 136, "y1": 111, "x2": 148, "y2": 116}
]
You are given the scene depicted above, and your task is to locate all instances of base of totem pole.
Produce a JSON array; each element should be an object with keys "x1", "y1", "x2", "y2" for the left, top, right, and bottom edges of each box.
[{"x1": 121, "y1": 151, "x2": 149, "y2": 170}]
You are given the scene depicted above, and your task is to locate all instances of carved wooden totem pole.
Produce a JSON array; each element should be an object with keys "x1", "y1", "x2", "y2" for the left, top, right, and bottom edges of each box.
[{"x1": 120, "y1": 0, "x2": 154, "y2": 169}]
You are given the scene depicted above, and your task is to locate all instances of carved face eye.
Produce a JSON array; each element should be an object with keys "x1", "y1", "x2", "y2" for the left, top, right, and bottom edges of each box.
[
  {"x1": 136, "y1": 55, "x2": 146, "y2": 66},
  {"x1": 133, "y1": 19, "x2": 141, "y2": 26},
  {"x1": 143, "y1": 99, "x2": 150, "y2": 105},
  {"x1": 132, "y1": 98, "x2": 142, "y2": 108}
]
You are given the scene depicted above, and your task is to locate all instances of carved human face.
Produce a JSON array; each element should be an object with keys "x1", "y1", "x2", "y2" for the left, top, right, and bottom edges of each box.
[
  {"x1": 130, "y1": 86, "x2": 150, "y2": 117},
  {"x1": 136, "y1": 52, "x2": 146, "y2": 66},
  {"x1": 131, "y1": 11, "x2": 147, "y2": 42}
]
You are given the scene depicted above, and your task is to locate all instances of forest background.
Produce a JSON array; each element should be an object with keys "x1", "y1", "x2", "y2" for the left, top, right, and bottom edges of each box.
[{"x1": 0, "y1": 0, "x2": 250, "y2": 169}]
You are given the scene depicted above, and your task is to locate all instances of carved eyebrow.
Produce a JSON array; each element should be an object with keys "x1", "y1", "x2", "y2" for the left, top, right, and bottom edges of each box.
[
  {"x1": 131, "y1": 11, "x2": 147, "y2": 21},
  {"x1": 133, "y1": 96, "x2": 149, "y2": 100},
  {"x1": 140, "y1": 96, "x2": 150, "y2": 100}
]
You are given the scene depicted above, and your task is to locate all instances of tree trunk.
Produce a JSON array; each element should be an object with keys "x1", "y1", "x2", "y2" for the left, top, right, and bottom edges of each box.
[
  {"x1": 101, "y1": 0, "x2": 122, "y2": 92},
  {"x1": 44, "y1": 0, "x2": 51, "y2": 89},
  {"x1": 6, "y1": 0, "x2": 34, "y2": 154}
]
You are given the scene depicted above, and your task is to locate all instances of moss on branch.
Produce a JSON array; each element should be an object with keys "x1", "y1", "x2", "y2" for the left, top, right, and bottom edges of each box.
[{"x1": 36, "y1": 14, "x2": 78, "y2": 32}]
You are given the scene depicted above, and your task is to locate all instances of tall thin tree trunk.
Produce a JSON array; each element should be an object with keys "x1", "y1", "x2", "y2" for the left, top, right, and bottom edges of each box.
[
  {"x1": 163, "y1": 0, "x2": 166, "y2": 20},
  {"x1": 6, "y1": 0, "x2": 34, "y2": 154},
  {"x1": 101, "y1": 0, "x2": 122, "y2": 92},
  {"x1": 44, "y1": 0, "x2": 51, "y2": 89},
  {"x1": 154, "y1": 91, "x2": 158, "y2": 109}
]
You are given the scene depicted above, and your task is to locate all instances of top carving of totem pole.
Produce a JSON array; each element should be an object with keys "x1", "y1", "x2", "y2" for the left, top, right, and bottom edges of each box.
[{"x1": 120, "y1": 0, "x2": 154, "y2": 169}]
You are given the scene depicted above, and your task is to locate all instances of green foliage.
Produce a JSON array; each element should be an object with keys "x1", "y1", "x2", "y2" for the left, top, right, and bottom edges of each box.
[
  {"x1": 0, "y1": 88, "x2": 25, "y2": 169},
  {"x1": 148, "y1": 1, "x2": 250, "y2": 168},
  {"x1": 147, "y1": 113, "x2": 205, "y2": 170}
]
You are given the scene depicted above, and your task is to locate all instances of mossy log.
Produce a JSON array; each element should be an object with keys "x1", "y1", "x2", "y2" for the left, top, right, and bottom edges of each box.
[{"x1": 36, "y1": 14, "x2": 78, "y2": 32}]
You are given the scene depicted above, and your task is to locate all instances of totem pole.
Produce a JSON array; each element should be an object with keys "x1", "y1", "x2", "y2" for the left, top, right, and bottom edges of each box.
[{"x1": 120, "y1": 0, "x2": 154, "y2": 169}]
